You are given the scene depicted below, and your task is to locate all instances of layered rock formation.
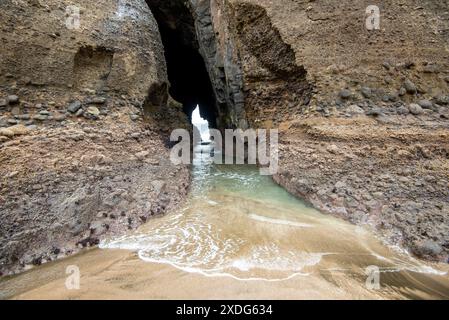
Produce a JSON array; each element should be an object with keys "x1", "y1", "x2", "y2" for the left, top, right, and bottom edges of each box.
[
  {"x1": 1, "y1": 0, "x2": 448, "y2": 274},
  {"x1": 155, "y1": 0, "x2": 448, "y2": 262},
  {"x1": 0, "y1": 0, "x2": 190, "y2": 275},
  {"x1": 208, "y1": 0, "x2": 448, "y2": 262}
]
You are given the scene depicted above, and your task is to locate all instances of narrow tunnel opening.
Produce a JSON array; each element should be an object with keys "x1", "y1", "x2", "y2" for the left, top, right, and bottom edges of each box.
[
  {"x1": 192, "y1": 105, "x2": 211, "y2": 143},
  {"x1": 146, "y1": 0, "x2": 219, "y2": 129}
]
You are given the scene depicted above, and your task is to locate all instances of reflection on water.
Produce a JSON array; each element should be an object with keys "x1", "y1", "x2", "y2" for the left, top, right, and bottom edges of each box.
[{"x1": 99, "y1": 144, "x2": 449, "y2": 298}]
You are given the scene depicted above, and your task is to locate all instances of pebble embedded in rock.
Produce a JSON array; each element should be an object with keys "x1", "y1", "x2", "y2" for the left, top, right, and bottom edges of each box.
[
  {"x1": 334, "y1": 181, "x2": 346, "y2": 190},
  {"x1": 418, "y1": 100, "x2": 433, "y2": 109},
  {"x1": 67, "y1": 101, "x2": 82, "y2": 113},
  {"x1": 90, "y1": 97, "x2": 106, "y2": 104},
  {"x1": 423, "y1": 64, "x2": 439, "y2": 73},
  {"x1": 373, "y1": 192, "x2": 383, "y2": 199},
  {"x1": 33, "y1": 114, "x2": 48, "y2": 121},
  {"x1": 16, "y1": 114, "x2": 30, "y2": 120},
  {"x1": 0, "y1": 118, "x2": 8, "y2": 127},
  {"x1": 7, "y1": 95, "x2": 19, "y2": 104},
  {"x1": 135, "y1": 150, "x2": 150, "y2": 161},
  {"x1": 398, "y1": 177, "x2": 410, "y2": 183},
  {"x1": 0, "y1": 128, "x2": 15, "y2": 137},
  {"x1": 2, "y1": 124, "x2": 30, "y2": 136},
  {"x1": 0, "y1": 99, "x2": 7, "y2": 108},
  {"x1": 408, "y1": 103, "x2": 423, "y2": 115},
  {"x1": 404, "y1": 79, "x2": 417, "y2": 94},
  {"x1": 346, "y1": 105, "x2": 364, "y2": 114},
  {"x1": 412, "y1": 240, "x2": 443, "y2": 259},
  {"x1": 75, "y1": 108, "x2": 84, "y2": 117},
  {"x1": 54, "y1": 113, "x2": 66, "y2": 122},
  {"x1": 397, "y1": 106, "x2": 409, "y2": 115},
  {"x1": 339, "y1": 89, "x2": 351, "y2": 99},
  {"x1": 11, "y1": 106, "x2": 21, "y2": 116},
  {"x1": 90, "y1": 221, "x2": 108, "y2": 236},
  {"x1": 326, "y1": 144, "x2": 339, "y2": 154},
  {"x1": 398, "y1": 87, "x2": 407, "y2": 96},
  {"x1": 388, "y1": 93, "x2": 399, "y2": 102},
  {"x1": 361, "y1": 87, "x2": 372, "y2": 99},
  {"x1": 85, "y1": 106, "x2": 100, "y2": 119},
  {"x1": 366, "y1": 107, "x2": 383, "y2": 117},
  {"x1": 434, "y1": 95, "x2": 449, "y2": 105}
]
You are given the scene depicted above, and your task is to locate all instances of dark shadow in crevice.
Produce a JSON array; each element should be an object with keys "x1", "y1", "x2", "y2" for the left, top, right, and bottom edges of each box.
[{"x1": 146, "y1": 0, "x2": 218, "y2": 128}]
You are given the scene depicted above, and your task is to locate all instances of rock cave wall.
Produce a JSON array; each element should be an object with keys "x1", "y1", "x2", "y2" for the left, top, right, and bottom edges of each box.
[
  {"x1": 0, "y1": 0, "x2": 168, "y2": 104},
  {"x1": 0, "y1": 0, "x2": 191, "y2": 275},
  {"x1": 175, "y1": 0, "x2": 448, "y2": 127},
  {"x1": 148, "y1": 0, "x2": 314, "y2": 130},
  {"x1": 1, "y1": 0, "x2": 448, "y2": 273}
]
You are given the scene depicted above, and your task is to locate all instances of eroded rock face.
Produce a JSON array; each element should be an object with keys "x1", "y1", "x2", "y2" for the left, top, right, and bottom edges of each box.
[
  {"x1": 226, "y1": 1, "x2": 312, "y2": 127},
  {"x1": 190, "y1": 0, "x2": 247, "y2": 128},
  {"x1": 146, "y1": 0, "x2": 313, "y2": 129},
  {"x1": 170, "y1": 0, "x2": 312, "y2": 128},
  {"x1": 244, "y1": 0, "x2": 449, "y2": 109},
  {"x1": 182, "y1": 0, "x2": 449, "y2": 128},
  {"x1": 0, "y1": 0, "x2": 167, "y2": 103},
  {"x1": 273, "y1": 118, "x2": 449, "y2": 263},
  {"x1": 181, "y1": 0, "x2": 449, "y2": 262},
  {"x1": 1, "y1": 0, "x2": 448, "y2": 273},
  {"x1": 0, "y1": 113, "x2": 191, "y2": 275},
  {"x1": 0, "y1": 0, "x2": 191, "y2": 275}
]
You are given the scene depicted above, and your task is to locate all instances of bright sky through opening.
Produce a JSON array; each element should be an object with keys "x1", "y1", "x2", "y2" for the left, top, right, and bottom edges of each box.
[{"x1": 192, "y1": 105, "x2": 210, "y2": 142}]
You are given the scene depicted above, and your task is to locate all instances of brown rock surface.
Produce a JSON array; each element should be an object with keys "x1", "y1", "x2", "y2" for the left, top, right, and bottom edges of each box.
[
  {"x1": 1, "y1": 0, "x2": 448, "y2": 275},
  {"x1": 274, "y1": 116, "x2": 449, "y2": 262},
  {"x1": 191, "y1": 0, "x2": 449, "y2": 261},
  {"x1": 0, "y1": 0, "x2": 191, "y2": 275}
]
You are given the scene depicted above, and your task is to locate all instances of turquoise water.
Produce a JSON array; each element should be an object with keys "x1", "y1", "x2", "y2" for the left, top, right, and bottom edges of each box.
[
  {"x1": 100, "y1": 145, "x2": 449, "y2": 298},
  {"x1": 2, "y1": 145, "x2": 449, "y2": 299}
]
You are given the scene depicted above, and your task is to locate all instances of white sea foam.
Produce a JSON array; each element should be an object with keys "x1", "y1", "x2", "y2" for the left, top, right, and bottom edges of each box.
[
  {"x1": 367, "y1": 246, "x2": 448, "y2": 276},
  {"x1": 137, "y1": 249, "x2": 313, "y2": 282},
  {"x1": 99, "y1": 155, "x2": 448, "y2": 285},
  {"x1": 248, "y1": 214, "x2": 313, "y2": 228}
]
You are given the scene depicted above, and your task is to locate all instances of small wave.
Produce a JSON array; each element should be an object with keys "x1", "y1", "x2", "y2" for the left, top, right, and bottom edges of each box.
[
  {"x1": 382, "y1": 259, "x2": 448, "y2": 276},
  {"x1": 137, "y1": 250, "x2": 311, "y2": 282},
  {"x1": 378, "y1": 266, "x2": 447, "y2": 275},
  {"x1": 366, "y1": 246, "x2": 448, "y2": 276},
  {"x1": 248, "y1": 214, "x2": 313, "y2": 228}
]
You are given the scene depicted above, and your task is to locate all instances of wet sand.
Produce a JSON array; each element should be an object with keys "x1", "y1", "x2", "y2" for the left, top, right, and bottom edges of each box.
[
  {"x1": 1, "y1": 247, "x2": 448, "y2": 300},
  {"x1": 0, "y1": 249, "x2": 390, "y2": 300},
  {"x1": 1, "y1": 145, "x2": 448, "y2": 300}
]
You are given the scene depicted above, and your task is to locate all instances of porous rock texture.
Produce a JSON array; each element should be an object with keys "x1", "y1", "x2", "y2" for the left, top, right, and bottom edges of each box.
[
  {"x1": 0, "y1": 0, "x2": 190, "y2": 275},
  {"x1": 1, "y1": 0, "x2": 449, "y2": 275},
  {"x1": 184, "y1": 0, "x2": 449, "y2": 262}
]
